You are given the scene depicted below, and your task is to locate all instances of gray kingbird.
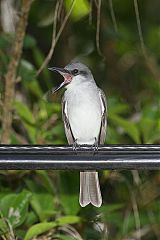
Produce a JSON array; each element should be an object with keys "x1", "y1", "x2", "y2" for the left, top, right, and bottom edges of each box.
[{"x1": 48, "y1": 62, "x2": 107, "y2": 207}]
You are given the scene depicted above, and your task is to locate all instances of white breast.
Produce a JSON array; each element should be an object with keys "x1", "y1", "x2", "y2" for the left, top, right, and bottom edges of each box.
[{"x1": 64, "y1": 82, "x2": 102, "y2": 144}]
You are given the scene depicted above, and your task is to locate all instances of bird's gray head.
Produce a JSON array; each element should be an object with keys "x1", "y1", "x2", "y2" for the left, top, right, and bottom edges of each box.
[{"x1": 48, "y1": 62, "x2": 94, "y2": 93}]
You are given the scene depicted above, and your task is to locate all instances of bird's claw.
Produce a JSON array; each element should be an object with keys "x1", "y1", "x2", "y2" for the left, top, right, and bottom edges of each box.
[
  {"x1": 72, "y1": 139, "x2": 81, "y2": 152},
  {"x1": 91, "y1": 138, "x2": 99, "y2": 153}
]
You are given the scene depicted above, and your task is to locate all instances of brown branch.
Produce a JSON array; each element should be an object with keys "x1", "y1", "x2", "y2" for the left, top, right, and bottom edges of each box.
[
  {"x1": 36, "y1": 0, "x2": 76, "y2": 76},
  {"x1": 1, "y1": 0, "x2": 32, "y2": 144}
]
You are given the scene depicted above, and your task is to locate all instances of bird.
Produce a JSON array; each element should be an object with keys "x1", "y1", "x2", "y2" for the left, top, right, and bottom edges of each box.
[{"x1": 48, "y1": 62, "x2": 107, "y2": 207}]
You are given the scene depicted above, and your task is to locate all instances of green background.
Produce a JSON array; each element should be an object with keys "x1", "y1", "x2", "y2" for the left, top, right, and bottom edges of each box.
[{"x1": 0, "y1": 0, "x2": 160, "y2": 239}]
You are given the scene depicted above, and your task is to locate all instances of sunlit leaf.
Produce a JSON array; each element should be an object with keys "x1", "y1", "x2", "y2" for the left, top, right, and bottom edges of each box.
[
  {"x1": 65, "y1": 0, "x2": 90, "y2": 21},
  {"x1": 24, "y1": 222, "x2": 57, "y2": 240},
  {"x1": 24, "y1": 215, "x2": 80, "y2": 240},
  {"x1": 56, "y1": 215, "x2": 81, "y2": 225}
]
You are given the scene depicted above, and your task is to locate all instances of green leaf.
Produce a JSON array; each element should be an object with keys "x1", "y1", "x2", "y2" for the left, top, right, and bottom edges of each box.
[
  {"x1": 56, "y1": 216, "x2": 81, "y2": 225},
  {"x1": 59, "y1": 172, "x2": 80, "y2": 215},
  {"x1": 24, "y1": 34, "x2": 37, "y2": 49},
  {"x1": 108, "y1": 97, "x2": 129, "y2": 114},
  {"x1": 23, "y1": 123, "x2": 37, "y2": 143},
  {"x1": 36, "y1": 170, "x2": 55, "y2": 194},
  {"x1": 0, "y1": 33, "x2": 13, "y2": 49},
  {"x1": 139, "y1": 118, "x2": 155, "y2": 143},
  {"x1": 14, "y1": 101, "x2": 35, "y2": 125},
  {"x1": 24, "y1": 216, "x2": 80, "y2": 240},
  {"x1": 24, "y1": 211, "x2": 38, "y2": 226},
  {"x1": 24, "y1": 222, "x2": 57, "y2": 240},
  {"x1": 103, "y1": 211, "x2": 123, "y2": 227},
  {"x1": 25, "y1": 79, "x2": 43, "y2": 98},
  {"x1": 15, "y1": 229, "x2": 27, "y2": 239},
  {"x1": 0, "y1": 218, "x2": 9, "y2": 235},
  {"x1": 98, "y1": 204, "x2": 124, "y2": 214},
  {"x1": 30, "y1": 193, "x2": 55, "y2": 221},
  {"x1": 14, "y1": 101, "x2": 37, "y2": 142},
  {"x1": 109, "y1": 113, "x2": 141, "y2": 143},
  {"x1": 65, "y1": 0, "x2": 90, "y2": 21},
  {"x1": 138, "y1": 105, "x2": 160, "y2": 143},
  {"x1": 18, "y1": 59, "x2": 36, "y2": 82},
  {"x1": 0, "y1": 190, "x2": 31, "y2": 228},
  {"x1": 107, "y1": 126, "x2": 122, "y2": 144}
]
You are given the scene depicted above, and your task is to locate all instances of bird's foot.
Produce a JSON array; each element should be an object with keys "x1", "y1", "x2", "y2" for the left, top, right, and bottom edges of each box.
[
  {"x1": 91, "y1": 138, "x2": 99, "y2": 153},
  {"x1": 72, "y1": 139, "x2": 81, "y2": 152}
]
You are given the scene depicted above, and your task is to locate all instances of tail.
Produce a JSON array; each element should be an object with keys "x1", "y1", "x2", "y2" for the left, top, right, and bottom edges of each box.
[{"x1": 79, "y1": 171, "x2": 102, "y2": 207}]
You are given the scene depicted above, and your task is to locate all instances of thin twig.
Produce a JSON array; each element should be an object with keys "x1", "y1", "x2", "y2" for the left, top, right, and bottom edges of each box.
[
  {"x1": 57, "y1": 0, "x2": 63, "y2": 21},
  {"x1": 96, "y1": 0, "x2": 103, "y2": 56},
  {"x1": 94, "y1": 0, "x2": 98, "y2": 8},
  {"x1": 58, "y1": 225, "x2": 83, "y2": 240},
  {"x1": 123, "y1": 226, "x2": 151, "y2": 240},
  {"x1": 131, "y1": 170, "x2": 141, "y2": 186},
  {"x1": 133, "y1": 0, "x2": 160, "y2": 81},
  {"x1": 133, "y1": 0, "x2": 146, "y2": 56},
  {"x1": 108, "y1": 0, "x2": 118, "y2": 33},
  {"x1": 1, "y1": 0, "x2": 32, "y2": 144},
  {"x1": 36, "y1": 0, "x2": 76, "y2": 76},
  {"x1": 36, "y1": 0, "x2": 59, "y2": 76},
  {"x1": 131, "y1": 191, "x2": 141, "y2": 240}
]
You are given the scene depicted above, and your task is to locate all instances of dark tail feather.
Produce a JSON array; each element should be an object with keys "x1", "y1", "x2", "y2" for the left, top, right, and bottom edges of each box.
[{"x1": 79, "y1": 171, "x2": 102, "y2": 207}]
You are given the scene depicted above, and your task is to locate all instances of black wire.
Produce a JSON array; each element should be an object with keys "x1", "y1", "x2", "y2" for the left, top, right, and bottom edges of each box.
[{"x1": 0, "y1": 145, "x2": 160, "y2": 170}]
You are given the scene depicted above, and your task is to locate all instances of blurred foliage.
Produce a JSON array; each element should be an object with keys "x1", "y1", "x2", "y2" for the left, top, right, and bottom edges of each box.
[{"x1": 0, "y1": 0, "x2": 160, "y2": 239}]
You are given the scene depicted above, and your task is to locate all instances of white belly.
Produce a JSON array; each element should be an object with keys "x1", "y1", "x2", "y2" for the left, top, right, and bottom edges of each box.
[{"x1": 65, "y1": 85, "x2": 102, "y2": 144}]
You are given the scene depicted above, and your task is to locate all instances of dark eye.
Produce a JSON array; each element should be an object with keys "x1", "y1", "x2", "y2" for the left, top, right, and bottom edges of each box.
[{"x1": 72, "y1": 69, "x2": 79, "y2": 75}]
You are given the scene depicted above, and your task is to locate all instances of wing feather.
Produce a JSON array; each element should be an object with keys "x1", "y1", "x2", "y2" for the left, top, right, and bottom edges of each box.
[
  {"x1": 98, "y1": 89, "x2": 107, "y2": 144},
  {"x1": 62, "y1": 96, "x2": 75, "y2": 144}
]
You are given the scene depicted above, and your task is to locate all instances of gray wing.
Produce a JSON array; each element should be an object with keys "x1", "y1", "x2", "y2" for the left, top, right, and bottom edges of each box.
[
  {"x1": 62, "y1": 96, "x2": 75, "y2": 144},
  {"x1": 98, "y1": 89, "x2": 107, "y2": 144}
]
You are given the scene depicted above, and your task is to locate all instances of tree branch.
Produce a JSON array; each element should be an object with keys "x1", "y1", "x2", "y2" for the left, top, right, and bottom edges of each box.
[{"x1": 1, "y1": 0, "x2": 32, "y2": 144}]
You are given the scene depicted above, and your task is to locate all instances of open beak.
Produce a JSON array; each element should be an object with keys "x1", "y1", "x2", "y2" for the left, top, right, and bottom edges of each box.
[{"x1": 48, "y1": 67, "x2": 72, "y2": 93}]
